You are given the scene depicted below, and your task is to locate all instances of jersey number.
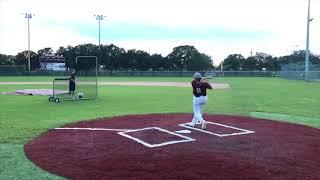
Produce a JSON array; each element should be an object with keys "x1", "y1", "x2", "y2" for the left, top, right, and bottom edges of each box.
[{"x1": 196, "y1": 88, "x2": 202, "y2": 94}]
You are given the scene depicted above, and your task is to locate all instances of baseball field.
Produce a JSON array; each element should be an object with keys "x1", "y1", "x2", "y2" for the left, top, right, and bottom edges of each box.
[{"x1": 0, "y1": 76, "x2": 319, "y2": 179}]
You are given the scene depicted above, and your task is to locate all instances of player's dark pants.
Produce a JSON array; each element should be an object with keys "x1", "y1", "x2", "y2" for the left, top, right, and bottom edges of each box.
[{"x1": 69, "y1": 82, "x2": 75, "y2": 94}]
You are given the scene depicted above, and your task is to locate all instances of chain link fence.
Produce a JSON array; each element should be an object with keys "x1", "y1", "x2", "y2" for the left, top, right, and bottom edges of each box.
[
  {"x1": 0, "y1": 65, "x2": 319, "y2": 81},
  {"x1": 276, "y1": 71, "x2": 320, "y2": 81},
  {"x1": 0, "y1": 65, "x2": 25, "y2": 75}
]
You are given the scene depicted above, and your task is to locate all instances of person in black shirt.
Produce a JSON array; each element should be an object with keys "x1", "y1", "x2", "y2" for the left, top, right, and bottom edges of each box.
[
  {"x1": 187, "y1": 72, "x2": 212, "y2": 129},
  {"x1": 68, "y1": 70, "x2": 76, "y2": 96}
]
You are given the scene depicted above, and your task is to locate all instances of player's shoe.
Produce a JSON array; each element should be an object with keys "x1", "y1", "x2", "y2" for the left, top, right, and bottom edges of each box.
[
  {"x1": 186, "y1": 122, "x2": 195, "y2": 127},
  {"x1": 201, "y1": 120, "x2": 207, "y2": 129},
  {"x1": 196, "y1": 114, "x2": 203, "y2": 124}
]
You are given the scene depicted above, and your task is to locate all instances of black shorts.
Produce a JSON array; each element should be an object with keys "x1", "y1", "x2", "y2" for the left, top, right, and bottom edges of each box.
[{"x1": 69, "y1": 82, "x2": 75, "y2": 91}]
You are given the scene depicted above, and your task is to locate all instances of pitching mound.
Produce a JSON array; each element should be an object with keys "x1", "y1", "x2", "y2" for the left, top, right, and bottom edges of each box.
[
  {"x1": 24, "y1": 114, "x2": 320, "y2": 179},
  {"x1": 1, "y1": 89, "x2": 67, "y2": 96}
]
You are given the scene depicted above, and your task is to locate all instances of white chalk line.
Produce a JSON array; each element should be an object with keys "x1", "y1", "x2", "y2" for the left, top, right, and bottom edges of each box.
[
  {"x1": 54, "y1": 127, "x2": 195, "y2": 148},
  {"x1": 179, "y1": 124, "x2": 224, "y2": 137},
  {"x1": 54, "y1": 122, "x2": 255, "y2": 147},
  {"x1": 54, "y1": 127, "x2": 131, "y2": 132},
  {"x1": 179, "y1": 121, "x2": 255, "y2": 137},
  {"x1": 207, "y1": 122, "x2": 255, "y2": 133},
  {"x1": 118, "y1": 127, "x2": 195, "y2": 148}
]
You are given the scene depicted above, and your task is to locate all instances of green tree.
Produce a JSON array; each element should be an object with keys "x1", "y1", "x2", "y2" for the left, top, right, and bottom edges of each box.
[
  {"x1": 135, "y1": 50, "x2": 151, "y2": 70},
  {"x1": 167, "y1": 45, "x2": 213, "y2": 71},
  {"x1": 37, "y1": 47, "x2": 53, "y2": 57},
  {"x1": 148, "y1": 54, "x2": 165, "y2": 71},
  {"x1": 0, "y1": 54, "x2": 15, "y2": 65},
  {"x1": 101, "y1": 44, "x2": 126, "y2": 70},
  {"x1": 15, "y1": 51, "x2": 39, "y2": 70},
  {"x1": 243, "y1": 56, "x2": 258, "y2": 71},
  {"x1": 252, "y1": 52, "x2": 278, "y2": 70},
  {"x1": 123, "y1": 49, "x2": 151, "y2": 70},
  {"x1": 222, "y1": 54, "x2": 245, "y2": 71}
]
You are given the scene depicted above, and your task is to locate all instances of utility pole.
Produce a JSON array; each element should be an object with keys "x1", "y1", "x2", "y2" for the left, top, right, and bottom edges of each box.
[
  {"x1": 24, "y1": 13, "x2": 34, "y2": 71},
  {"x1": 94, "y1": 15, "x2": 106, "y2": 63},
  {"x1": 305, "y1": 0, "x2": 313, "y2": 80},
  {"x1": 221, "y1": 60, "x2": 224, "y2": 77}
]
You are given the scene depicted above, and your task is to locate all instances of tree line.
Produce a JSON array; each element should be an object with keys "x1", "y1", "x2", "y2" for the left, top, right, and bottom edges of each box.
[
  {"x1": 1, "y1": 44, "x2": 320, "y2": 71},
  {"x1": 0, "y1": 44, "x2": 213, "y2": 71},
  {"x1": 219, "y1": 51, "x2": 320, "y2": 71}
]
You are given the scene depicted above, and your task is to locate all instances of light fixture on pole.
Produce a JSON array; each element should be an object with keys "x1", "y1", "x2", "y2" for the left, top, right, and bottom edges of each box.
[
  {"x1": 305, "y1": 0, "x2": 313, "y2": 79},
  {"x1": 94, "y1": 14, "x2": 106, "y2": 61},
  {"x1": 24, "y1": 13, "x2": 34, "y2": 71}
]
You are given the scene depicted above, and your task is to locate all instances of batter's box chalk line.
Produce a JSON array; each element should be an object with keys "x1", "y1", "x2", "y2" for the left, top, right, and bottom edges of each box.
[
  {"x1": 118, "y1": 127, "x2": 195, "y2": 148},
  {"x1": 179, "y1": 122, "x2": 255, "y2": 137},
  {"x1": 54, "y1": 127, "x2": 195, "y2": 148},
  {"x1": 54, "y1": 127, "x2": 132, "y2": 132}
]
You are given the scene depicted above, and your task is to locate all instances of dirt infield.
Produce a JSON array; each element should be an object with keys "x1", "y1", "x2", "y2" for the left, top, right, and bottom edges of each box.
[
  {"x1": 0, "y1": 81, "x2": 230, "y2": 89},
  {"x1": 24, "y1": 114, "x2": 320, "y2": 179}
]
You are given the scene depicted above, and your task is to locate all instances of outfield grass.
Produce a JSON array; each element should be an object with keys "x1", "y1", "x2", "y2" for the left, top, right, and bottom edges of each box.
[{"x1": 0, "y1": 77, "x2": 319, "y2": 179}]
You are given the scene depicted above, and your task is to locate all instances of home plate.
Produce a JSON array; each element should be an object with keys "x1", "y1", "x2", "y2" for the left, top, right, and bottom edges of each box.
[{"x1": 175, "y1": 130, "x2": 192, "y2": 134}]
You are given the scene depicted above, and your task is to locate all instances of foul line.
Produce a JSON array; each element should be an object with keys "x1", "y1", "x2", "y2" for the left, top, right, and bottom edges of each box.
[{"x1": 54, "y1": 127, "x2": 131, "y2": 132}]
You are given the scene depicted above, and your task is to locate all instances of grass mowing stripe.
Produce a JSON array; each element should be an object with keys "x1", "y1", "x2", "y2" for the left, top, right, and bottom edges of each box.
[
  {"x1": 250, "y1": 112, "x2": 320, "y2": 128},
  {"x1": 0, "y1": 144, "x2": 64, "y2": 180}
]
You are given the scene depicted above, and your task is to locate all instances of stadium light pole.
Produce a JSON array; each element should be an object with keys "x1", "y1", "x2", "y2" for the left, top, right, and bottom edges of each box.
[
  {"x1": 221, "y1": 60, "x2": 224, "y2": 77},
  {"x1": 305, "y1": 0, "x2": 313, "y2": 79},
  {"x1": 24, "y1": 13, "x2": 33, "y2": 71},
  {"x1": 94, "y1": 15, "x2": 106, "y2": 62}
]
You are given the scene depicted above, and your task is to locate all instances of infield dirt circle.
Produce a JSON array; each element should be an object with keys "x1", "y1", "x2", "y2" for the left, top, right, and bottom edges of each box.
[{"x1": 24, "y1": 114, "x2": 320, "y2": 180}]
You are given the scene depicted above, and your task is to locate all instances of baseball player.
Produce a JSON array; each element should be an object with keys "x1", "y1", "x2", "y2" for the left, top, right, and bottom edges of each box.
[
  {"x1": 187, "y1": 72, "x2": 212, "y2": 129},
  {"x1": 68, "y1": 70, "x2": 76, "y2": 96}
]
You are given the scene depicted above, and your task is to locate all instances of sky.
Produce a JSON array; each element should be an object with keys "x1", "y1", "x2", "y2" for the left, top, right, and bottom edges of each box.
[{"x1": 1, "y1": 0, "x2": 320, "y2": 65}]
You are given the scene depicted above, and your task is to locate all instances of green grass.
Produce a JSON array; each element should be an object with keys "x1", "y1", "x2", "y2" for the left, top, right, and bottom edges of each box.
[
  {"x1": 0, "y1": 77, "x2": 320, "y2": 179},
  {"x1": 251, "y1": 112, "x2": 320, "y2": 127},
  {"x1": 0, "y1": 144, "x2": 63, "y2": 180},
  {"x1": 210, "y1": 78, "x2": 320, "y2": 119}
]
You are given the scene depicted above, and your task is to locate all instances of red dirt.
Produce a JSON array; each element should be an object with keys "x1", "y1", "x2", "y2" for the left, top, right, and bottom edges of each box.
[{"x1": 24, "y1": 114, "x2": 320, "y2": 180}]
